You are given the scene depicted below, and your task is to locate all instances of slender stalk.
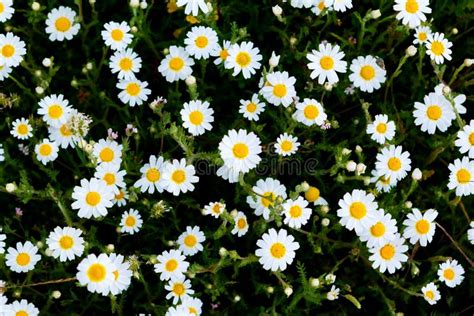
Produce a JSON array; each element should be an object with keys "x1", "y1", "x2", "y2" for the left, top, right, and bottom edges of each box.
[
  {"x1": 5, "y1": 277, "x2": 76, "y2": 289},
  {"x1": 436, "y1": 222, "x2": 473, "y2": 267}
]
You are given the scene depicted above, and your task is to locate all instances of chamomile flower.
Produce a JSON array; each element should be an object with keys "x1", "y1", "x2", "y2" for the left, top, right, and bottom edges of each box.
[
  {"x1": 117, "y1": 78, "x2": 151, "y2": 107},
  {"x1": 177, "y1": 226, "x2": 205, "y2": 256},
  {"x1": 370, "y1": 169, "x2": 394, "y2": 193},
  {"x1": 332, "y1": 0, "x2": 352, "y2": 12},
  {"x1": 434, "y1": 83, "x2": 466, "y2": 114},
  {"x1": 282, "y1": 197, "x2": 312, "y2": 229},
  {"x1": 45, "y1": 6, "x2": 81, "y2": 41},
  {"x1": 293, "y1": 98, "x2": 327, "y2": 126},
  {"x1": 304, "y1": 186, "x2": 328, "y2": 206},
  {"x1": 5, "y1": 241, "x2": 41, "y2": 273},
  {"x1": 184, "y1": 26, "x2": 219, "y2": 60},
  {"x1": 76, "y1": 253, "x2": 115, "y2": 295},
  {"x1": 307, "y1": 42, "x2": 347, "y2": 85},
  {"x1": 393, "y1": 0, "x2": 431, "y2": 28},
  {"x1": 108, "y1": 253, "x2": 132, "y2": 296},
  {"x1": 161, "y1": 158, "x2": 199, "y2": 196},
  {"x1": 426, "y1": 32, "x2": 452, "y2": 64},
  {"x1": 0, "y1": 33, "x2": 26, "y2": 67},
  {"x1": 368, "y1": 234, "x2": 409, "y2": 274},
  {"x1": 421, "y1": 282, "x2": 440, "y2": 305},
  {"x1": 359, "y1": 209, "x2": 398, "y2": 248},
  {"x1": 239, "y1": 94, "x2": 265, "y2": 121},
  {"x1": 101, "y1": 21, "x2": 133, "y2": 51},
  {"x1": 261, "y1": 71, "x2": 297, "y2": 107},
  {"x1": 134, "y1": 155, "x2": 166, "y2": 194},
  {"x1": 0, "y1": 61, "x2": 12, "y2": 81},
  {"x1": 165, "y1": 305, "x2": 191, "y2": 316},
  {"x1": 176, "y1": 0, "x2": 209, "y2": 16},
  {"x1": 203, "y1": 201, "x2": 226, "y2": 218},
  {"x1": 71, "y1": 178, "x2": 115, "y2": 219},
  {"x1": 158, "y1": 46, "x2": 194, "y2": 82},
  {"x1": 6, "y1": 299, "x2": 39, "y2": 316},
  {"x1": 413, "y1": 26, "x2": 431, "y2": 45},
  {"x1": 154, "y1": 249, "x2": 189, "y2": 281},
  {"x1": 275, "y1": 133, "x2": 300, "y2": 156},
  {"x1": 181, "y1": 100, "x2": 214, "y2": 136},
  {"x1": 375, "y1": 145, "x2": 412, "y2": 185},
  {"x1": 247, "y1": 178, "x2": 287, "y2": 220},
  {"x1": 337, "y1": 189, "x2": 377, "y2": 234},
  {"x1": 46, "y1": 227, "x2": 85, "y2": 262},
  {"x1": 349, "y1": 56, "x2": 386, "y2": 93},
  {"x1": 114, "y1": 188, "x2": 129, "y2": 207},
  {"x1": 231, "y1": 211, "x2": 249, "y2": 237},
  {"x1": 225, "y1": 41, "x2": 262, "y2": 79},
  {"x1": 211, "y1": 40, "x2": 230, "y2": 65},
  {"x1": 402, "y1": 208, "x2": 438, "y2": 246},
  {"x1": 48, "y1": 122, "x2": 79, "y2": 149},
  {"x1": 327, "y1": 285, "x2": 340, "y2": 301},
  {"x1": 37, "y1": 94, "x2": 72, "y2": 128},
  {"x1": 109, "y1": 48, "x2": 142, "y2": 80},
  {"x1": 10, "y1": 118, "x2": 33, "y2": 140},
  {"x1": 311, "y1": 0, "x2": 333, "y2": 15},
  {"x1": 94, "y1": 163, "x2": 126, "y2": 194},
  {"x1": 93, "y1": 139, "x2": 123, "y2": 165},
  {"x1": 0, "y1": 0, "x2": 14, "y2": 23},
  {"x1": 447, "y1": 157, "x2": 474, "y2": 196},
  {"x1": 437, "y1": 259, "x2": 464, "y2": 288},
  {"x1": 34, "y1": 139, "x2": 59, "y2": 165},
  {"x1": 413, "y1": 92, "x2": 455, "y2": 134},
  {"x1": 255, "y1": 228, "x2": 300, "y2": 271},
  {"x1": 165, "y1": 276, "x2": 194, "y2": 304},
  {"x1": 366, "y1": 114, "x2": 396, "y2": 144},
  {"x1": 219, "y1": 129, "x2": 262, "y2": 176},
  {"x1": 120, "y1": 209, "x2": 143, "y2": 234},
  {"x1": 0, "y1": 233, "x2": 5, "y2": 253},
  {"x1": 181, "y1": 297, "x2": 203, "y2": 316}
]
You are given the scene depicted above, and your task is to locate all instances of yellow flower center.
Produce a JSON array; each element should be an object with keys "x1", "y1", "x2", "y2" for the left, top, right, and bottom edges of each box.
[
  {"x1": 59, "y1": 235, "x2": 74, "y2": 249},
  {"x1": 0, "y1": 3, "x2": 4, "y2": 14},
  {"x1": 189, "y1": 110, "x2": 204, "y2": 125},
  {"x1": 189, "y1": 307, "x2": 197, "y2": 314},
  {"x1": 195, "y1": 35, "x2": 209, "y2": 48},
  {"x1": 289, "y1": 205, "x2": 302, "y2": 218},
  {"x1": 443, "y1": 268, "x2": 455, "y2": 280},
  {"x1": 169, "y1": 57, "x2": 185, "y2": 71},
  {"x1": 237, "y1": 218, "x2": 247, "y2": 229},
  {"x1": 48, "y1": 104, "x2": 63, "y2": 119},
  {"x1": 405, "y1": 0, "x2": 419, "y2": 13},
  {"x1": 39, "y1": 144, "x2": 52, "y2": 156},
  {"x1": 304, "y1": 104, "x2": 319, "y2": 120},
  {"x1": 173, "y1": 283, "x2": 185, "y2": 295},
  {"x1": 17, "y1": 124, "x2": 29, "y2": 135},
  {"x1": 236, "y1": 52, "x2": 251, "y2": 67},
  {"x1": 87, "y1": 263, "x2": 107, "y2": 282},
  {"x1": 126, "y1": 83, "x2": 141, "y2": 96},
  {"x1": 171, "y1": 170, "x2": 186, "y2": 184},
  {"x1": 16, "y1": 253, "x2": 31, "y2": 266},
  {"x1": 280, "y1": 140, "x2": 293, "y2": 152},
  {"x1": 60, "y1": 124, "x2": 72, "y2": 136},
  {"x1": 469, "y1": 133, "x2": 474, "y2": 145},
  {"x1": 431, "y1": 41, "x2": 444, "y2": 56},
  {"x1": 370, "y1": 222, "x2": 386, "y2": 237},
  {"x1": 270, "y1": 242, "x2": 286, "y2": 259},
  {"x1": 220, "y1": 49, "x2": 229, "y2": 60},
  {"x1": 99, "y1": 148, "x2": 114, "y2": 162},
  {"x1": 165, "y1": 259, "x2": 178, "y2": 272},
  {"x1": 115, "y1": 190, "x2": 125, "y2": 200},
  {"x1": 380, "y1": 244, "x2": 395, "y2": 260},
  {"x1": 125, "y1": 215, "x2": 136, "y2": 227},
  {"x1": 415, "y1": 219, "x2": 430, "y2": 234},
  {"x1": 232, "y1": 143, "x2": 249, "y2": 159},
  {"x1": 146, "y1": 168, "x2": 160, "y2": 182},
  {"x1": 2, "y1": 44, "x2": 15, "y2": 58},
  {"x1": 388, "y1": 157, "x2": 401, "y2": 171},
  {"x1": 103, "y1": 173, "x2": 116, "y2": 185},
  {"x1": 418, "y1": 32, "x2": 427, "y2": 41},
  {"x1": 246, "y1": 102, "x2": 257, "y2": 113},
  {"x1": 261, "y1": 192, "x2": 275, "y2": 208},
  {"x1": 184, "y1": 234, "x2": 197, "y2": 247},
  {"x1": 273, "y1": 84, "x2": 287, "y2": 98},
  {"x1": 86, "y1": 191, "x2": 101, "y2": 206},
  {"x1": 111, "y1": 29, "x2": 124, "y2": 41},
  {"x1": 426, "y1": 105, "x2": 442, "y2": 120},
  {"x1": 16, "y1": 311, "x2": 28, "y2": 316},
  {"x1": 119, "y1": 57, "x2": 133, "y2": 71},
  {"x1": 113, "y1": 270, "x2": 119, "y2": 280},
  {"x1": 318, "y1": 1, "x2": 325, "y2": 10},
  {"x1": 349, "y1": 202, "x2": 366, "y2": 219},
  {"x1": 360, "y1": 65, "x2": 375, "y2": 80},
  {"x1": 425, "y1": 290, "x2": 434, "y2": 300},
  {"x1": 456, "y1": 168, "x2": 471, "y2": 184},
  {"x1": 305, "y1": 187, "x2": 320, "y2": 202},
  {"x1": 212, "y1": 203, "x2": 222, "y2": 214},
  {"x1": 55, "y1": 17, "x2": 71, "y2": 32},
  {"x1": 376, "y1": 122, "x2": 387, "y2": 133},
  {"x1": 320, "y1": 56, "x2": 334, "y2": 70}
]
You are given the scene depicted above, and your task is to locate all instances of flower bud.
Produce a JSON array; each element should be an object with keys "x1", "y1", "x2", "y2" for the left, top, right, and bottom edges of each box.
[
  {"x1": 346, "y1": 161, "x2": 357, "y2": 172},
  {"x1": 370, "y1": 9, "x2": 381, "y2": 19},
  {"x1": 284, "y1": 286, "x2": 293, "y2": 297},
  {"x1": 464, "y1": 58, "x2": 473, "y2": 67},
  {"x1": 130, "y1": 0, "x2": 140, "y2": 8},
  {"x1": 52, "y1": 291, "x2": 61, "y2": 299},
  {"x1": 31, "y1": 2, "x2": 40, "y2": 11},
  {"x1": 412, "y1": 168, "x2": 422, "y2": 181},
  {"x1": 185, "y1": 75, "x2": 196, "y2": 86},
  {"x1": 35, "y1": 86, "x2": 44, "y2": 95},
  {"x1": 42, "y1": 58, "x2": 52, "y2": 67},
  {"x1": 6, "y1": 183, "x2": 16, "y2": 193},
  {"x1": 406, "y1": 45, "x2": 417, "y2": 56},
  {"x1": 140, "y1": 1, "x2": 148, "y2": 9},
  {"x1": 310, "y1": 278, "x2": 320, "y2": 287},
  {"x1": 272, "y1": 5, "x2": 283, "y2": 17},
  {"x1": 321, "y1": 218, "x2": 330, "y2": 227},
  {"x1": 269, "y1": 51, "x2": 280, "y2": 68}
]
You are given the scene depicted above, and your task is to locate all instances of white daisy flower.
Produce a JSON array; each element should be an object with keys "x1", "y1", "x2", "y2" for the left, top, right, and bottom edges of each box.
[
  {"x1": 161, "y1": 158, "x2": 199, "y2": 196},
  {"x1": 393, "y1": 0, "x2": 431, "y2": 28},
  {"x1": 255, "y1": 228, "x2": 300, "y2": 271},
  {"x1": 180, "y1": 297, "x2": 203, "y2": 316},
  {"x1": 158, "y1": 46, "x2": 194, "y2": 82},
  {"x1": 0, "y1": 32, "x2": 26, "y2": 67},
  {"x1": 413, "y1": 25, "x2": 431, "y2": 45},
  {"x1": 0, "y1": 0, "x2": 14, "y2": 23},
  {"x1": 76, "y1": 253, "x2": 115, "y2": 295},
  {"x1": 134, "y1": 155, "x2": 166, "y2": 194},
  {"x1": 0, "y1": 61, "x2": 13, "y2": 81},
  {"x1": 421, "y1": 282, "x2": 440, "y2": 305},
  {"x1": 336, "y1": 189, "x2": 378, "y2": 234},
  {"x1": 366, "y1": 114, "x2": 396, "y2": 144},
  {"x1": 34, "y1": 139, "x2": 59, "y2": 165},
  {"x1": 437, "y1": 259, "x2": 464, "y2": 288},
  {"x1": 370, "y1": 169, "x2": 394, "y2": 193},
  {"x1": 154, "y1": 249, "x2": 189, "y2": 281},
  {"x1": 108, "y1": 253, "x2": 133, "y2": 296},
  {"x1": 261, "y1": 71, "x2": 297, "y2": 107},
  {"x1": 434, "y1": 83, "x2": 466, "y2": 115},
  {"x1": 247, "y1": 178, "x2": 287, "y2": 220},
  {"x1": 447, "y1": 157, "x2": 474, "y2": 196},
  {"x1": 165, "y1": 276, "x2": 194, "y2": 304},
  {"x1": 304, "y1": 186, "x2": 328, "y2": 206},
  {"x1": 177, "y1": 226, "x2": 205, "y2": 256},
  {"x1": 211, "y1": 40, "x2": 230, "y2": 65},
  {"x1": 176, "y1": 0, "x2": 209, "y2": 16},
  {"x1": 109, "y1": 48, "x2": 142, "y2": 80},
  {"x1": 120, "y1": 208, "x2": 143, "y2": 235},
  {"x1": 6, "y1": 299, "x2": 39, "y2": 316},
  {"x1": 37, "y1": 94, "x2": 72, "y2": 128},
  {"x1": 282, "y1": 196, "x2": 312, "y2": 229},
  {"x1": 10, "y1": 117, "x2": 33, "y2": 140},
  {"x1": 368, "y1": 234, "x2": 409, "y2": 274},
  {"x1": 46, "y1": 226, "x2": 85, "y2": 262},
  {"x1": 293, "y1": 98, "x2": 327, "y2": 126},
  {"x1": 311, "y1": 0, "x2": 334, "y2": 15},
  {"x1": 48, "y1": 122, "x2": 79, "y2": 149},
  {"x1": 117, "y1": 78, "x2": 151, "y2": 107},
  {"x1": 181, "y1": 100, "x2": 214, "y2": 136},
  {"x1": 413, "y1": 92, "x2": 455, "y2": 134},
  {"x1": 203, "y1": 201, "x2": 226, "y2": 218},
  {"x1": 307, "y1": 42, "x2": 347, "y2": 85},
  {"x1": 218, "y1": 129, "x2": 262, "y2": 177},
  {"x1": 402, "y1": 208, "x2": 438, "y2": 247},
  {"x1": 275, "y1": 133, "x2": 300, "y2": 156},
  {"x1": 374, "y1": 145, "x2": 412, "y2": 185},
  {"x1": 327, "y1": 285, "x2": 340, "y2": 301},
  {"x1": 71, "y1": 178, "x2": 115, "y2": 219},
  {"x1": 184, "y1": 26, "x2": 219, "y2": 60},
  {"x1": 101, "y1": 21, "x2": 133, "y2": 51},
  {"x1": 224, "y1": 41, "x2": 262, "y2": 79},
  {"x1": 231, "y1": 211, "x2": 249, "y2": 237},
  {"x1": 359, "y1": 209, "x2": 398, "y2": 248},
  {"x1": 349, "y1": 55, "x2": 386, "y2": 93},
  {"x1": 93, "y1": 139, "x2": 123, "y2": 165},
  {"x1": 239, "y1": 94, "x2": 265, "y2": 121},
  {"x1": 5, "y1": 241, "x2": 41, "y2": 273},
  {"x1": 165, "y1": 305, "x2": 191, "y2": 316},
  {"x1": 45, "y1": 6, "x2": 81, "y2": 41},
  {"x1": 426, "y1": 32, "x2": 452, "y2": 64},
  {"x1": 114, "y1": 188, "x2": 129, "y2": 207},
  {"x1": 94, "y1": 163, "x2": 126, "y2": 194}
]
